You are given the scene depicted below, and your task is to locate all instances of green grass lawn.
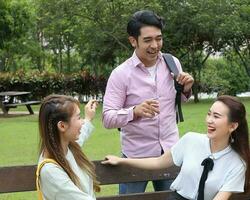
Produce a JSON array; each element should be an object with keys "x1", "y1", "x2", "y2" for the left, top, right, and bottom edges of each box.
[{"x1": 1, "y1": 98, "x2": 250, "y2": 199}]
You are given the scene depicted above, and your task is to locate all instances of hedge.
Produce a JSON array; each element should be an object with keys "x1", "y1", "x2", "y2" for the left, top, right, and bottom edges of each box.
[{"x1": 0, "y1": 70, "x2": 107, "y2": 101}]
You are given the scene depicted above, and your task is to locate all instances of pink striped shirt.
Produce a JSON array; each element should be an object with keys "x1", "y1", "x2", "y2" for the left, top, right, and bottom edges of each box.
[{"x1": 103, "y1": 52, "x2": 189, "y2": 158}]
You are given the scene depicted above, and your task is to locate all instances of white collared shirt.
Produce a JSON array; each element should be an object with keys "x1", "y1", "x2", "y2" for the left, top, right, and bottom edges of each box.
[{"x1": 170, "y1": 132, "x2": 246, "y2": 200}]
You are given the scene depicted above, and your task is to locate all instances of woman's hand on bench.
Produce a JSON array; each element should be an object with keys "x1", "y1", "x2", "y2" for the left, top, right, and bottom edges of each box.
[
  {"x1": 102, "y1": 155, "x2": 121, "y2": 165},
  {"x1": 102, "y1": 151, "x2": 174, "y2": 170}
]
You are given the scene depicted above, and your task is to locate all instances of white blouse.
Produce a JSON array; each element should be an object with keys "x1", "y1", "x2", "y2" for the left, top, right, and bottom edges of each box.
[
  {"x1": 170, "y1": 132, "x2": 246, "y2": 200},
  {"x1": 38, "y1": 120, "x2": 96, "y2": 200}
]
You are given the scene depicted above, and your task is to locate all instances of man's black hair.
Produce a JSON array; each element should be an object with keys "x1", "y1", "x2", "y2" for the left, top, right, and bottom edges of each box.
[{"x1": 127, "y1": 10, "x2": 164, "y2": 38}]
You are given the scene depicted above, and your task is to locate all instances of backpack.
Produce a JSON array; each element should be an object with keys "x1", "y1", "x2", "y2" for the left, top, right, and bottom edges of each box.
[{"x1": 162, "y1": 53, "x2": 184, "y2": 123}]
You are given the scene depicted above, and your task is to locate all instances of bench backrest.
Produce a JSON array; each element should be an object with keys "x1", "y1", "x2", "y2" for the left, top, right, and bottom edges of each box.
[{"x1": 0, "y1": 161, "x2": 249, "y2": 200}]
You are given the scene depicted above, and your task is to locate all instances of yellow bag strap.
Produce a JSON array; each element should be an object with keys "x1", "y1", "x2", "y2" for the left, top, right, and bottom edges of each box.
[{"x1": 36, "y1": 159, "x2": 59, "y2": 200}]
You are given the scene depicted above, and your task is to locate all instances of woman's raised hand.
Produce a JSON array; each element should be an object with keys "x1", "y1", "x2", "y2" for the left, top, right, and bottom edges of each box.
[{"x1": 85, "y1": 99, "x2": 98, "y2": 121}]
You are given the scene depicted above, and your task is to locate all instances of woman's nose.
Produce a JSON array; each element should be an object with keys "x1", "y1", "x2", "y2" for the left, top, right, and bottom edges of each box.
[{"x1": 206, "y1": 115, "x2": 213, "y2": 124}]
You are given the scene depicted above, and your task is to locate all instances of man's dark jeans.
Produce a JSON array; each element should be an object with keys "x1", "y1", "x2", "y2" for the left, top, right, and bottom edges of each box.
[{"x1": 119, "y1": 153, "x2": 173, "y2": 194}]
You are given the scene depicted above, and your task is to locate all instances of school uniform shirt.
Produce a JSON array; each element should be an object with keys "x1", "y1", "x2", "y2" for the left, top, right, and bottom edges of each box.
[
  {"x1": 103, "y1": 51, "x2": 190, "y2": 158},
  {"x1": 38, "y1": 120, "x2": 96, "y2": 200},
  {"x1": 170, "y1": 132, "x2": 246, "y2": 200}
]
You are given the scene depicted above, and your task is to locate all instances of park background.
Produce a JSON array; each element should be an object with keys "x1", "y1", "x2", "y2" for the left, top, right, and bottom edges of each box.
[{"x1": 0, "y1": 0, "x2": 250, "y2": 199}]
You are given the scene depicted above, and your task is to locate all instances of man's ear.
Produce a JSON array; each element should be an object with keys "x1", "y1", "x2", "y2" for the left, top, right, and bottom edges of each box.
[
  {"x1": 57, "y1": 121, "x2": 68, "y2": 132},
  {"x1": 128, "y1": 36, "x2": 137, "y2": 48}
]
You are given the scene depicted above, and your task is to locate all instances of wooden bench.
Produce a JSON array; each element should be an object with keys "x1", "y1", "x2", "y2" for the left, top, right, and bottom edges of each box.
[
  {"x1": 0, "y1": 161, "x2": 249, "y2": 199},
  {"x1": 1, "y1": 100, "x2": 40, "y2": 114}
]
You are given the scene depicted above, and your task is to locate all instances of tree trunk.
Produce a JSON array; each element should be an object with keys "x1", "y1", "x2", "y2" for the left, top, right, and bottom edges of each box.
[
  {"x1": 0, "y1": 57, "x2": 5, "y2": 72},
  {"x1": 233, "y1": 42, "x2": 250, "y2": 77},
  {"x1": 66, "y1": 42, "x2": 71, "y2": 73},
  {"x1": 52, "y1": 49, "x2": 59, "y2": 71},
  {"x1": 192, "y1": 71, "x2": 199, "y2": 103},
  {"x1": 35, "y1": 29, "x2": 43, "y2": 71},
  {"x1": 59, "y1": 37, "x2": 63, "y2": 72},
  {"x1": 40, "y1": 31, "x2": 45, "y2": 71}
]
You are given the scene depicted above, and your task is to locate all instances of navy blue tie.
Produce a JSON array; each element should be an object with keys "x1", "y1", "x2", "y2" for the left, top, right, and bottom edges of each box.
[{"x1": 197, "y1": 157, "x2": 214, "y2": 200}]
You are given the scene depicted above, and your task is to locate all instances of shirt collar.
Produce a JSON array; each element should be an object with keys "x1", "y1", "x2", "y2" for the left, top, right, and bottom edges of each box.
[
  {"x1": 206, "y1": 136, "x2": 232, "y2": 160},
  {"x1": 131, "y1": 51, "x2": 164, "y2": 68}
]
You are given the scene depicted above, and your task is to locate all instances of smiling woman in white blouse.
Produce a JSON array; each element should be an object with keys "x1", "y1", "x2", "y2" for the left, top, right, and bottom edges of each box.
[{"x1": 102, "y1": 95, "x2": 250, "y2": 200}]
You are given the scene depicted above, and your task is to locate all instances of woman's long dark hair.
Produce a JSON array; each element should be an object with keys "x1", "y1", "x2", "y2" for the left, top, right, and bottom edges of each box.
[
  {"x1": 217, "y1": 95, "x2": 250, "y2": 192},
  {"x1": 39, "y1": 94, "x2": 100, "y2": 192}
]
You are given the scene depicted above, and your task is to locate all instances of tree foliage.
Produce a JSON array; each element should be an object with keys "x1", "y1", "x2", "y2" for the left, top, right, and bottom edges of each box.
[
  {"x1": 201, "y1": 57, "x2": 250, "y2": 96},
  {"x1": 0, "y1": 0, "x2": 34, "y2": 71},
  {"x1": 159, "y1": 0, "x2": 249, "y2": 102},
  {"x1": 0, "y1": 0, "x2": 249, "y2": 100}
]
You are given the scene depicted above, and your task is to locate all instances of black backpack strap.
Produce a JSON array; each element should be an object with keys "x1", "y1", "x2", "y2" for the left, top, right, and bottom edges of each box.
[{"x1": 162, "y1": 53, "x2": 184, "y2": 123}]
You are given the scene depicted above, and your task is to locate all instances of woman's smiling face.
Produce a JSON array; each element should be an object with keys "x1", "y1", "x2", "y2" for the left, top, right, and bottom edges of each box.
[
  {"x1": 64, "y1": 104, "x2": 84, "y2": 142},
  {"x1": 206, "y1": 101, "x2": 232, "y2": 141}
]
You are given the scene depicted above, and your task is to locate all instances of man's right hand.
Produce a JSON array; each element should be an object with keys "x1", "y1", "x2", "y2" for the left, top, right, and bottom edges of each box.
[{"x1": 133, "y1": 99, "x2": 160, "y2": 119}]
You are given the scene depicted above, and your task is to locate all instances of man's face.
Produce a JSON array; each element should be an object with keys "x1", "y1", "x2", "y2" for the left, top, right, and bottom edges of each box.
[{"x1": 129, "y1": 26, "x2": 163, "y2": 67}]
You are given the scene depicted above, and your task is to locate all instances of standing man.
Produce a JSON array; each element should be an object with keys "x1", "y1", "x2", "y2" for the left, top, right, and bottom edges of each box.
[{"x1": 102, "y1": 10, "x2": 194, "y2": 194}]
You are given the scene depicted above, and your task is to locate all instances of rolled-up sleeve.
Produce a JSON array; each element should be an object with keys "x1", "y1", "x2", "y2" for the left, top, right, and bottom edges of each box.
[{"x1": 102, "y1": 69, "x2": 134, "y2": 129}]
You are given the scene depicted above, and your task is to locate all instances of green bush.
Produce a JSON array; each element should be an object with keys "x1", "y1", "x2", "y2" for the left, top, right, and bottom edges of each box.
[
  {"x1": 200, "y1": 58, "x2": 250, "y2": 95},
  {"x1": 0, "y1": 70, "x2": 107, "y2": 100}
]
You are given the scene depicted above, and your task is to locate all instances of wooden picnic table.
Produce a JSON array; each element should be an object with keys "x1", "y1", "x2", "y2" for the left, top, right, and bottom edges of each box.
[{"x1": 0, "y1": 91, "x2": 40, "y2": 115}]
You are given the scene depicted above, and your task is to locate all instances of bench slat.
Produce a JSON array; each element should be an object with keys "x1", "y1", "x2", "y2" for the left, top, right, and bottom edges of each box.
[
  {"x1": 97, "y1": 191, "x2": 173, "y2": 200},
  {"x1": 0, "y1": 165, "x2": 36, "y2": 193},
  {"x1": 0, "y1": 160, "x2": 249, "y2": 199},
  {"x1": 4, "y1": 101, "x2": 41, "y2": 107},
  {"x1": 94, "y1": 161, "x2": 179, "y2": 184},
  {"x1": 97, "y1": 191, "x2": 250, "y2": 200},
  {"x1": 0, "y1": 162, "x2": 178, "y2": 193}
]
